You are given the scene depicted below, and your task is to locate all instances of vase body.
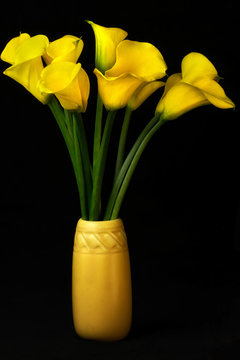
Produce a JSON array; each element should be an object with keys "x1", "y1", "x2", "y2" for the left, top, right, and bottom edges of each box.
[{"x1": 72, "y1": 218, "x2": 132, "y2": 341}]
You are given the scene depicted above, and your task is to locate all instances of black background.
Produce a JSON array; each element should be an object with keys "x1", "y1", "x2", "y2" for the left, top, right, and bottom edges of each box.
[{"x1": 1, "y1": 1, "x2": 240, "y2": 359}]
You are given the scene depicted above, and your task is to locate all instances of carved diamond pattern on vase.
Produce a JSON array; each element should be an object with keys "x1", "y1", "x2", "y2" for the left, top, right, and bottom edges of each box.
[{"x1": 74, "y1": 229, "x2": 127, "y2": 253}]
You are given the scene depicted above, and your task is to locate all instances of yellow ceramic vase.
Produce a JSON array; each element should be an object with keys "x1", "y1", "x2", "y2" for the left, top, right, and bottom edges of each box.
[{"x1": 72, "y1": 218, "x2": 132, "y2": 341}]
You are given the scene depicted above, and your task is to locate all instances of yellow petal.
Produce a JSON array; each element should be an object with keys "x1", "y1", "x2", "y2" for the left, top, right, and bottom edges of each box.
[
  {"x1": 182, "y1": 52, "x2": 218, "y2": 84},
  {"x1": 56, "y1": 67, "x2": 90, "y2": 111},
  {"x1": 106, "y1": 40, "x2": 167, "y2": 81},
  {"x1": 156, "y1": 81, "x2": 209, "y2": 120},
  {"x1": 39, "y1": 62, "x2": 81, "y2": 93},
  {"x1": 1, "y1": 33, "x2": 30, "y2": 64},
  {"x1": 77, "y1": 67, "x2": 90, "y2": 112},
  {"x1": 2, "y1": 35, "x2": 49, "y2": 103},
  {"x1": 43, "y1": 35, "x2": 84, "y2": 65},
  {"x1": 161, "y1": 73, "x2": 182, "y2": 97},
  {"x1": 94, "y1": 68, "x2": 144, "y2": 110},
  {"x1": 128, "y1": 81, "x2": 165, "y2": 110},
  {"x1": 39, "y1": 62, "x2": 90, "y2": 111},
  {"x1": 4, "y1": 57, "x2": 49, "y2": 103},
  {"x1": 13, "y1": 35, "x2": 49, "y2": 64},
  {"x1": 194, "y1": 77, "x2": 235, "y2": 109},
  {"x1": 87, "y1": 21, "x2": 128, "y2": 73}
]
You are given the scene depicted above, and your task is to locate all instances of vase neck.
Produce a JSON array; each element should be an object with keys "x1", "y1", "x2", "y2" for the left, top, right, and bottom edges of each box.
[{"x1": 73, "y1": 218, "x2": 128, "y2": 254}]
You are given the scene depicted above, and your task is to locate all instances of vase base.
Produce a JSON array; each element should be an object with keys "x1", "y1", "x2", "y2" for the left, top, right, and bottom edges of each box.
[{"x1": 74, "y1": 326, "x2": 131, "y2": 342}]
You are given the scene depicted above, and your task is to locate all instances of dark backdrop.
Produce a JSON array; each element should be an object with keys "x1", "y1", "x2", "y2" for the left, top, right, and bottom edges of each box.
[{"x1": 1, "y1": 1, "x2": 240, "y2": 359}]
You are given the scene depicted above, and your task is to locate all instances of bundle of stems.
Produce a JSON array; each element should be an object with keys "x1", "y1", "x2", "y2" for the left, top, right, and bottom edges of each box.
[{"x1": 49, "y1": 94, "x2": 165, "y2": 221}]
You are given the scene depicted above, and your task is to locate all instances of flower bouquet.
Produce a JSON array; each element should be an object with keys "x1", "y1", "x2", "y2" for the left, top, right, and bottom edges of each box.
[{"x1": 1, "y1": 21, "x2": 235, "y2": 341}]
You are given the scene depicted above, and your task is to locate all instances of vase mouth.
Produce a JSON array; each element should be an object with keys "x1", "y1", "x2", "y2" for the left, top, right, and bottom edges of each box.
[
  {"x1": 79, "y1": 218, "x2": 121, "y2": 223},
  {"x1": 76, "y1": 218, "x2": 124, "y2": 232}
]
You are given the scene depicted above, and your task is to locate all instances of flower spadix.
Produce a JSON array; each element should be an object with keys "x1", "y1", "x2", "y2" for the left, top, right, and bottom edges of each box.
[
  {"x1": 38, "y1": 61, "x2": 90, "y2": 111},
  {"x1": 156, "y1": 52, "x2": 235, "y2": 120},
  {"x1": 94, "y1": 40, "x2": 167, "y2": 110},
  {"x1": 1, "y1": 34, "x2": 49, "y2": 103},
  {"x1": 43, "y1": 35, "x2": 84, "y2": 65},
  {"x1": 87, "y1": 20, "x2": 128, "y2": 73}
]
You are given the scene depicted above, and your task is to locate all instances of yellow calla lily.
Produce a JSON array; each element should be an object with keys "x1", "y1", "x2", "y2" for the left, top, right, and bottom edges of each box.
[
  {"x1": 156, "y1": 52, "x2": 235, "y2": 120},
  {"x1": 1, "y1": 33, "x2": 30, "y2": 64},
  {"x1": 1, "y1": 34, "x2": 49, "y2": 103},
  {"x1": 181, "y1": 51, "x2": 218, "y2": 82},
  {"x1": 94, "y1": 39, "x2": 167, "y2": 110},
  {"x1": 39, "y1": 61, "x2": 90, "y2": 111},
  {"x1": 106, "y1": 40, "x2": 167, "y2": 80},
  {"x1": 94, "y1": 69, "x2": 144, "y2": 110},
  {"x1": 87, "y1": 21, "x2": 128, "y2": 73},
  {"x1": 43, "y1": 35, "x2": 84, "y2": 65},
  {"x1": 156, "y1": 77, "x2": 209, "y2": 120}
]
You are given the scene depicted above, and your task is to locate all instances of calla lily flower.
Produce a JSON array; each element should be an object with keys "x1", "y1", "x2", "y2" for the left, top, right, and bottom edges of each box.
[
  {"x1": 106, "y1": 40, "x2": 166, "y2": 80},
  {"x1": 94, "y1": 40, "x2": 167, "y2": 110},
  {"x1": 87, "y1": 21, "x2": 128, "y2": 73},
  {"x1": 1, "y1": 34, "x2": 49, "y2": 103},
  {"x1": 43, "y1": 35, "x2": 84, "y2": 65},
  {"x1": 1, "y1": 33, "x2": 30, "y2": 64},
  {"x1": 38, "y1": 61, "x2": 90, "y2": 111},
  {"x1": 156, "y1": 52, "x2": 235, "y2": 120},
  {"x1": 94, "y1": 69, "x2": 144, "y2": 110}
]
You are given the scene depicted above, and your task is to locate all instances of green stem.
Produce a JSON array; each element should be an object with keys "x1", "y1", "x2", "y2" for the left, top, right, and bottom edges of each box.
[
  {"x1": 64, "y1": 109, "x2": 73, "y2": 138},
  {"x1": 48, "y1": 96, "x2": 75, "y2": 169},
  {"x1": 114, "y1": 106, "x2": 132, "y2": 181},
  {"x1": 110, "y1": 115, "x2": 165, "y2": 219},
  {"x1": 73, "y1": 114, "x2": 88, "y2": 219},
  {"x1": 48, "y1": 97, "x2": 88, "y2": 218},
  {"x1": 93, "y1": 94, "x2": 103, "y2": 170},
  {"x1": 89, "y1": 110, "x2": 117, "y2": 220},
  {"x1": 72, "y1": 112, "x2": 92, "y2": 215},
  {"x1": 104, "y1": 113, "x2": 161, "y2": 220}
]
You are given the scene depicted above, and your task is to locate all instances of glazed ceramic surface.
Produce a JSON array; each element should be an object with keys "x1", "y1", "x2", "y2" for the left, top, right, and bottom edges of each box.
[{"x1": 72, "y1": 218, "x2": 132, "y2": 341}]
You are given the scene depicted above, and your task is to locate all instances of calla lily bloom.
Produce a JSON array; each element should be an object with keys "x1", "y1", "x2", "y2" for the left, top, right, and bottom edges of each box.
[
  {"x1": 38, "y1": 61, "x2": 90, "y2": 112},
  {"x1": 94, "y1": 40, "x2": 167, "y2": 110},
  {"x1": 1, "y1": 33, "x2": 30, "y2": 64},
  {"x1": 43, "y1": 35, "x2": 84, "y2": 65},
  {"x1": 106, "y1": 40, "x2": 166, "y2": 80},
  {"x1": 156, "y1": 52, "x2": 235, "y2": 120},
  {"x1": 94, "y1": 69, "x2": 144, "y2": 110},
  {"x1": 1, "y1": 34, "x2": 49, "y2": 103},
  {"x1": 87, "y1": 20, "x2": 128, "y2": 73}
]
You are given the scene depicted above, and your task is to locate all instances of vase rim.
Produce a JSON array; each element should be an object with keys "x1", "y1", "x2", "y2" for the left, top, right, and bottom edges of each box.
[
  {"x1": 76, "y1": 218, "x2": 124, "y2": 233},
  {"x1": 79, "y1": 218, "x2": 121, "y2": 223}
]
